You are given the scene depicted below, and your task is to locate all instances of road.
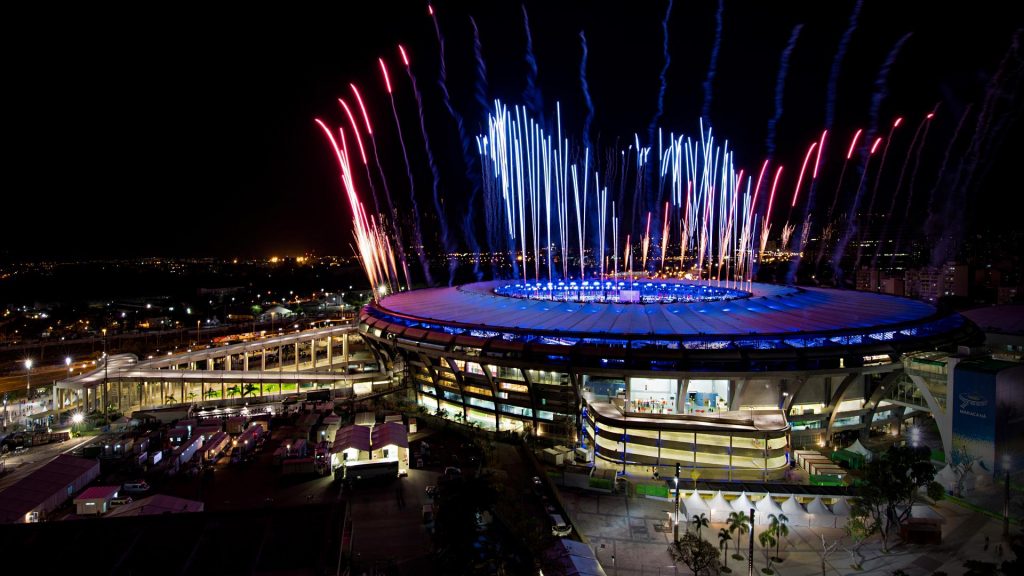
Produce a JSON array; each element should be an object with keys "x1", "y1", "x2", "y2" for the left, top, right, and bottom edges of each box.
[{"x1": 0, "y1": 435, "x2": 96, "y2": 492}]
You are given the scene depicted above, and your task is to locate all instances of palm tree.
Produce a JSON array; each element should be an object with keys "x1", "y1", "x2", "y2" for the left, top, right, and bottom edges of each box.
[
  {"x1": 691, "y1": 512, "x2": 710, "y2": 539},
  {"x1": 728, "y1": 511, "x2": 751, "y2": 560},
  {"x1": 758, "y1": 529, "x2": 777, "y2": 575},
  {"x1": 767, "y1": 513, "x2": 789, "y2": 563},
  {"x1": 204, "y1": 389, "x2": 219, "y2": 399},
  {"x1": 186, "y1": 392, "x2": 197, "y2": 403},
  {"x1": 226, "y1": 385, "x2": 240, "y2": 398},
  {"x1": 718, "y1": 528, "x2": 733, "y2": 572},
  {"x1": 265, "y1": 383, "x2": 278, "y2": 395},
  {"x1": 164, "y1": 394, "x2": 177, "y2": 404},
  {"x1": 241, "y1": 384, "x2": 258, "y2": 397}
]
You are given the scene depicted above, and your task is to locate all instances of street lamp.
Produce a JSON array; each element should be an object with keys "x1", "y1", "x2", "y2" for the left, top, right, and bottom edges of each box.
[
  {"x1": 673, "y1": 462, "x2": 681, "y2": 542},
  {"x1": 24, "y1": 359, "x2": 33, "y2": 426}
]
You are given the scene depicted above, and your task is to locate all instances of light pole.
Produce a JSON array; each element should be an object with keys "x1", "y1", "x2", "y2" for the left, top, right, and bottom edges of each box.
[
  {"x1": 748, "y1": 508, "x2": 756, "y2": 576},
  {"x1": 102, "y1": 328, "x2": 108, "y2": 423},
  {"x1": 673, "y1": 462, "x2": 681, "y2": 542},
  {"x1": 24, "y1": 359, "x2": 32, "y2": 428}
]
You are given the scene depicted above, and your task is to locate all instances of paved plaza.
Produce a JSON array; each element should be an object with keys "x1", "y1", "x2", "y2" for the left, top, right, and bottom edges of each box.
[{"x1": 562, "y1": 488, "x2": 1017, "y2": 575}]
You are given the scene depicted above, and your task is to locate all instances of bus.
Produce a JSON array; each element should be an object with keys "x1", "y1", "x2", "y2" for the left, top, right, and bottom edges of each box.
[{"x1": 339, "y1": 458, "x2": 399, "y2": 483}]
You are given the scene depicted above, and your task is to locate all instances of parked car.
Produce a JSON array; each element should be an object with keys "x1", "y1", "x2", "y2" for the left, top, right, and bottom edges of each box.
[{"x1": 122, "y1": 481, "x2": 150, "y2": 493}]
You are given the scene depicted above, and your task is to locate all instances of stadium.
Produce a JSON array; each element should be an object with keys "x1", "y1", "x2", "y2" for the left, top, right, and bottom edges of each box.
[{"x1": 359, "y1": 279, "x2": 981, "y2": 480}]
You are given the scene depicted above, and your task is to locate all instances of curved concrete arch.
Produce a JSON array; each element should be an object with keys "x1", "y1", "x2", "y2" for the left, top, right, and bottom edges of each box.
[{"x1": 824, "y1": 373, "x2": 861, "y2": 440}]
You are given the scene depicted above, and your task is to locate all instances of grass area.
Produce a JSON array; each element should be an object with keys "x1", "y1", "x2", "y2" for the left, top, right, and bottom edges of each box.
[{"x1": 945, "y1": 494, "x2": 1021, "y2": 525}]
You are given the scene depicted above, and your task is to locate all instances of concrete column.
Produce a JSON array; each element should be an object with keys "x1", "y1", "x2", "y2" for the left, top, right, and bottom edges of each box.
[
  {"x1": 261, "y1": 349, "x2": 266, "y2": 371},
  {"x1": 327, "y1": 336, "x2": 333, "y2": 370},
  {"x1": 118, "y1": 381, "x2": 123, "y2": 411},
  {"x1": 243, "y1": 352, "x2": 249, "y2": 371},
  {"x1": 52, "y1": 387, "x2": 58, "y2": 414},
  {"x1": 342, "y1": 334, "x2": 350, "y2": 363},
  {"x1": 294, "y1": 342, "x2": 300, "y2": 371},
  {"x1": 207, "y1": 358, "x2": 214, "y2": 371},
  {"x1": 225, "y1": 354, "x2": 232, "y2": 371},
  {"x1": 310, "y1": 339, "x2": 317, "y2": 369}
]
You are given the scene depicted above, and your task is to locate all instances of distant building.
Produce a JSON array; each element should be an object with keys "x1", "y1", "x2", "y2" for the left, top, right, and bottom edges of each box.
[
  {"x1": 0, "y1": 454, "x2": 100, "y2": 523},
  {"x1": 962, "y1": 305, "x2": 1024, "y2": 362},
  {"x1": 906, "y1": 262, "x2": 968, "y2": 303}
]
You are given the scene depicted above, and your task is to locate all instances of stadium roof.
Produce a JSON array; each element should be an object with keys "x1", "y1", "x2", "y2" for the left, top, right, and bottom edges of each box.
[{"x1": 374, "y1": 280, "x2": 944, "y2": 338}]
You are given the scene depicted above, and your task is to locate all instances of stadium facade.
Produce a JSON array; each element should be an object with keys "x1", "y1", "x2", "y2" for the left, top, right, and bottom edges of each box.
[{"x1": 359, "y1": 280, "x2": 980, "y2": 480}]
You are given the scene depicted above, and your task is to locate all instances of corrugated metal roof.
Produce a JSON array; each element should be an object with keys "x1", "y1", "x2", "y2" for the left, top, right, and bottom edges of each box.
[{"x1": 0, "y1": 454, "x2": 100, "y2": 523}]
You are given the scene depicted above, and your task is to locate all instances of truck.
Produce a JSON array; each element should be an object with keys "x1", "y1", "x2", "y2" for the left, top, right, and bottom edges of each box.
[
  {"x1": 282, "y1": 457, "x2": 316, "y2": 476},
  {"x1": 341, "y1": 458, "x2": 399, "y2": 483}
]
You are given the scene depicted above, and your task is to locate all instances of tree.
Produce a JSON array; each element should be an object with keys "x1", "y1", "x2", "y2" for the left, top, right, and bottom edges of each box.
[
  {"x1": 204, "y1": 389, "x2": 219, "y2": 399},
  {"x1": 692, "y1": 512, "x2": 710, "y2": 539},
  {"x1": 843, "y1": 513, "x2": 875, "y2": 570},
  {"x1": 241, "y1": 383, "x2": 258, "y2": 397},
  {"x1": 718, "y1": 528, "x2": 733, "y2": 572},
  {"x1": 186, "y1": 391, "x2": 197, "y2": 403},
  {"x1": 851, "y1": 444, "x2": 942, "y2": 551},
  {"x1": 670, "y1": 532, "x2": 721, "y2": 576},
  {"x1": 758, "y1": 529, "x2": 777, "y2": 574},
  {"x1": 949, "y1": 444, "x2": 976, "y2": 497},
  {"x1": 164, "y1": 394, "x2": 176, "y2": 404},
  {"x1": 226, "y1": 385, "x2": 240, "y2": 398},
  {"x1": 816, "y1": 532, "x2": 840, "y2": 576},
  {"x1": 728, "y1": 511, "x2": 751, "y2": 560},
  {"x1": 767, "y1": 513, "x2": 789, "y2": 562}
]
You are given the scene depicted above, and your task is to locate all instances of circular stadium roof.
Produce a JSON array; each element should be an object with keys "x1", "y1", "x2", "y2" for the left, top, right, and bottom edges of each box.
[{"x1": 371, "y1": 280, "x2": 944, "y2": 338}]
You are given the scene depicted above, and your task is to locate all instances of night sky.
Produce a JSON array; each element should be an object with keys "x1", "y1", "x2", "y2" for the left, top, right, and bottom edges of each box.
[{"x1": 3, "y1": 2, "x2": 1021, "y2": 260}]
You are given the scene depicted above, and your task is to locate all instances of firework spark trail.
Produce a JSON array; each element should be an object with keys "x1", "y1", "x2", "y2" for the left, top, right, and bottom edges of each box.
[
  {"x1": 337, "y1": 97, "x2": 380, "y2": 216},
  {"x1": 853, "y1": 116, "x2": 903, "y2": 271},
  {"x1": 521, "y1": 4, "x2": 543, "y2": 119},
  {"x1": 649, "y1": 0, "x2": 674, "y2": 143},
  {"x1": 788, "y1": 130, "x2": 828, "y2": 282},
  {"x1": 890, "y1": 108, "x2": 937, "y2": 267},
  {"x1": 351, "y1": 84, "x2": 411, "y2": 290},
  {"x1": 766, "y1": 24, "x2": 804, "y2": 157},
  {"x1": 403, "y1": 46, "x2": 457, "y2": 285},
  {"x1": 874, "y1": 112, "x2": 930, "y2": 268},
  {"x1": 469, "y1": 16, "x2": 489, "y2": 115},
  {"x1": 817, "y1": 128, "x2": 863, "y2": 273},
  {"x1": 701, "y1": 0, "x2": 724, "y2": 123},
  {"x1": 923, "y1": 105, "x2": 972, "y2": 253},
  {"x1": 832, "y1": 137, "x2": 882, "y2": 282},
  {"x1": 579, "y1": 30, "x2": 594, "y2": 151},
  {"x1": 932, "y1": 32, "x2": 1023, "y2": 266},
  {"x1": 380, "y1": 55, "x2": 433, "y2": 286},
  {"x1": 428, "y1": 6, "x2": 480, "y2": 284},
  {"x1": 825, "y1": 0, "x2": 863, "y2": 129},
  {"x1": 314, "y1": 118, "x2": 397, "y2": 299},
  {"x1": 758, "y1": 166, "x2": 785, "y2": 262}
]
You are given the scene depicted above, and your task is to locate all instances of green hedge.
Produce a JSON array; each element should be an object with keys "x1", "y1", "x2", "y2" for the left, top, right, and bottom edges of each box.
[
  {"x1": 636, "y1": 484, "x2": 669, "y2": 498},
  {"x1": 589, "y1": 477, "x2": 613, "y2": 490}
]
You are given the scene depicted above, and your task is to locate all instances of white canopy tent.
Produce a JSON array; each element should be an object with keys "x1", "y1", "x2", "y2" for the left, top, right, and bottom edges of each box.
[
  {"x1": 730, "y1": 492, "x2": 756, "y2": 515},
  {"x1": 708, "y1": 491, "x2": 732, "y2": 523},
  {"x1": 805, "y1": 496, "x2": 836, "y2": 528},
  {"x1": 846, "y1": 439, "x2": 875, "y2": 462},
  {"x1": 829, "y1": 497, "x2": 851, "y2": 528},
  {"x1": 780, "y1": 495, "x2": 810, "y2": 527},
  {"x1": 684, "y1": 491, "x2": 709, "y2": 519},
  {"x1": 934, "y1": 465, "x2": 957, "y2": 492},
  {"x1": 755, "y1": 493, "x2": 785, "y2": 524}
]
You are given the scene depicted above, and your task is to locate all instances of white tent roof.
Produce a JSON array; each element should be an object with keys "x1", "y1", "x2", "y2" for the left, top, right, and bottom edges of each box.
[
  {"x1": 731, "y1": 492, "x2": 756, "y2": 514},
  {"x1": 684, "y1": 491, "x2": 709, "y2": 516},
  {"x1": 708, "y1": 491, "x2": 732, "y2": 522},
  {"x1": 934, "y1": 465, "x2": 957, "y2": 492},
  {"x1": 756, "y1": 493, "x2": 785, "y2": 516},
  {"x1": 846, "y1": 439, "x2": 875, "y2": 460},
  {"x1": 781, "y1": 495, "x2": 807, "y2": 515},
  {"x1": 829, "y1": 497, "x2": 851, "y2": 516},
  {"x1": 805, "y1": 496, "x2": 834, "y2": 516},
  {"x1": 780, "y1": 495, "x2": 809, "y2": 526}
]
